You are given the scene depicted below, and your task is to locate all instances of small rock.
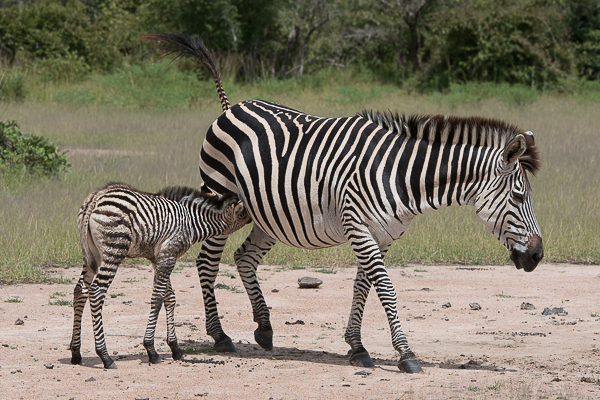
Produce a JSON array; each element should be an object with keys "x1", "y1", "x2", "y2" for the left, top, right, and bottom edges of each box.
[
  {"x1": 442, "y1": 302, "x2": 451, "y2": 309},
  {"x1": 380, "y1": 378, "x2": 390, "y2": 381},
  {"x1": 542, "y1": 307, "x2": 567, "y2": 316},
  {"x1": 469, "y1": 303, "x2": 482, "y2": 311},
  {"x1": 15, "y1": 318, "x2": 24, "y2": 325},
  {"x1": 113, "y1": 351, "x2": 118, "y2": 355},
  {"x1": 459, "y1": 360, "x2": 481, "y2": 369},
  {"x1": 581, "y1": 376, "x2": 597, "y2": 383},
  {"x1": 298, "y1": 276, "x2": 323, "y2": 288},
  {"x1": 2, "y1": 344, "x2": 8, "y2": 347},
  {"x1": 285, "y1": 319, "x2": 305, "y2": 325},
  {"x1": 230, "y1": 275, "x2": 236, "y2": 279},
  {"x1": 354, "y1": 370, "x2": 372, "y2": 376},
  {"x1": 271, "y1": 289, "x2": 280, "y2": 293},
  {"x1": 110, "y1": 294, "x2": 117, "y2": 298},
  {"x1": 421, "y1": 288, "x2": 431, "y2": 291},
  {"x1": 38, "y1": 327, "x2": 47, "y2": 331},
  {"x1": 85, "y1": 377, "x2": 96, "y2": 382},
  {"x1": 195, "y1": 393, "x2": 208, "y2": 397},
  {"x1": 551, "y1": 377, "x2": 561, "y2": 382},
  {"x1": 44, "y1": 363, "x2": 54, "y2": 369},
  {"x1": 342, "y1": 383, "x2": 351, "y2": 387},
  {"x1": 520, "y1": 302, "x2": 536, "y2": 310}
]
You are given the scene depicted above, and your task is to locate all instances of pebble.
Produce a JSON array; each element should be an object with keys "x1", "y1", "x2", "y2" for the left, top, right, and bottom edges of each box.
[
  {"x1": 354, "y1": 370, "x2": 372, "y2": 376},
  {"x1": 442, "y1": 302, "x2": 451, "y2": 309},
  {"x1": 297, "y1": 276, "x2": 323, "y2": 288},
  {"x1": 85, "y1": 377, "x2": 96, "y2": 382},
  {"x1": 469, "y1": 303, "x2": 482, "y2": 311},
  {"x1": 14, "y1": 318, "x2": 24, "y2": 325},
  {"x1": 520, "y1": 302, "x2": 536, "y2": 310},
  {"x1": 542, "y1": 307, "x2": 568, "y2": 316},
  {"x1": 44, "y1": 363, "x2": 54, "y2": 369},
  {"x1": 285, "y1": 320, "x2": 305, "y2": 325},
  {"x1": 581, "y1": 376, "x2": 597, "y2": 383},
  {"x1": 271, "y1": 289, "x2": 279, "y2": 293}
]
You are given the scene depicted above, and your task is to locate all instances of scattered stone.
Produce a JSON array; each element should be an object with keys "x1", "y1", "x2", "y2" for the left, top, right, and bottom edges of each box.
[
  {"x1": 285, "y1": 320, "x2": 305, "y2": 325},
  {"x1": 38, "y1": 327, "x2": 47, "y2": 331},
  {"x1": 2, "y1": 344, "x2": 8, "y2": 347},
  {"x1": 342, "y1": 383, "x2": 351, "y2": 387},
  {"x1": 469, "y1": 303, "x2": 482, "y2": 311},
  {"x1": 113, "y1": 351, "x2": 118, "y2": 355},
  {"x1": 85, "y1": 377, "x2": 96, "y2": 382},
  {"x1": 380, "y1": 378, "x2": 390, "y2": 381},
  {"x1": 123, "y1": 300, "x2": 132, "y2": 305},
  {"x1": 230, "y1": 275, "x2": 236, "y2": 279},
  {"x1": 581, "y1": 376, "x2": 597, "y2": 384},
  {"x1": 551, "y1": 377, "x2": 561, "y2": 382},
  {"x1": 271, "y1": 289, "x2": 280, "y2": 293},
  {"x1": 459, "y1": 360, "x2": 482, "y2": 369},
  {"x1": 195, "y1": 393, "x2": 209, "y2": 397},
  {"x1": 542, "y1": 307, "x2": 568, "y2": 316},
  {"x1": 354, "y1": 370, "x2": 372, "y2": 376},
  {"x1": 442, "y1": 302, "x2": 451, "y2": 309},
  {"x1": 44, "y1": 363, "x2": 54, "y2": 369},
  {"x1": 421, "y1": 288, "x2": 431, "y2": 291},
  {"x1": 298, "y1": 276, "x2": 323, "y2": 289},
  {"x1": 520, "y1": 302, "x2": 536, "y2": 310},
  {"x1": 14, "y1": 318, "x2": 24, "y2": 325},
  {"x1": 110, "y1": 294, "x2": 118, "y2": 298}
]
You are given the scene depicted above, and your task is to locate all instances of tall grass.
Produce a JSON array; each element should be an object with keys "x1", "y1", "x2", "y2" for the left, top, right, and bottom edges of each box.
[{"x1": 1, "y1": 78, "x2": 598, "y2": 281}]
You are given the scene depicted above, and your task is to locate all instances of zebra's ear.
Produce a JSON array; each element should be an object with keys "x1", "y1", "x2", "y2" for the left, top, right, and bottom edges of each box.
[
  {"x1": 233, "y1": 201, "x2": 248, "y2": 222},
  {"x1": 503, "y1": 134, "x2": 527, "y2": 166}
]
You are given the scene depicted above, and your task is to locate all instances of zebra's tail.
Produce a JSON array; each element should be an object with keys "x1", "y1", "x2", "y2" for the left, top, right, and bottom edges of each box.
[
  {"x1": 77, "y1": 191, "x2": 99, "y2": 275},
  {"x1": 138, "y1": 33, "x2": 230, "y2": 112}
]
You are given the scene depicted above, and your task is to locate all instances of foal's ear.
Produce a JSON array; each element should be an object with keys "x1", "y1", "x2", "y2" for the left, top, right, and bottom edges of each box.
[
  {"x1": 503, "y1": 134, "x2": 527, "y2": 166},
  {"x1": 233, "y1": 201, "x2": 249, "y2": 223}
]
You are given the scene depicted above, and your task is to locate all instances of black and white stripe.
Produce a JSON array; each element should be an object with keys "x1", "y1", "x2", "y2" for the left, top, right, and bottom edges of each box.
[
  {"x1": 142, "y1": 33, "x2": 543, "y2": 373},
  {"x1": 69, "y1": 182, "x2": 250, "y2": 368}
]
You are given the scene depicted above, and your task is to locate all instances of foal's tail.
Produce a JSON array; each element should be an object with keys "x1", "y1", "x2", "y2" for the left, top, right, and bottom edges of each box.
[
  {"x1": 138, "y1": 33, "x2": 230, "y2": 112},
  {"x1": 77, "y1": 191, "x2": 100, "y2": 275}
]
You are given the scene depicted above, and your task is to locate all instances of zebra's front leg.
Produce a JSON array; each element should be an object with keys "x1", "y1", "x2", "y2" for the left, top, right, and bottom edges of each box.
[
  {"x1": 345, "y1": 244, "x2": 389, "y2": 368},
  {"x1": 89, "y1": 261, "x2": 120, "y2": 369},
  {"x1": 344, "y1": 227, "x2": 422, "y2": 373},
  {"x1": 196, "y1": 235, "x2": 236, "y2": 352},
  {"x1": 143, "y1": 260, "x2": 176, "y2": 364},
  {"x1": 69, "y1": 269, "x2": 93, "y2": 365},
  {"x1": 163, "y1": 279, "x2": 183, "y2": 361},
  {"x1": 234, "y1": 226, "x2": 276, "y2": 350}
]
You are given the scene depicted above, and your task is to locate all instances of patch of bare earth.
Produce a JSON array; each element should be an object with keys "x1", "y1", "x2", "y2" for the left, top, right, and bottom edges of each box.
[{"x1": 1, "y1": 264, "x2": 600, "y2": 399}]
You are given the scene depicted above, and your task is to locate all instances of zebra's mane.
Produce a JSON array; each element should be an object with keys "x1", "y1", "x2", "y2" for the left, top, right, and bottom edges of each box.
[
  {"x1": 156, "y1": 186, "x2": 239, "y2": 211},
  {"x1": 358, "y1": 110, "x2": 541, "y2": 176}
]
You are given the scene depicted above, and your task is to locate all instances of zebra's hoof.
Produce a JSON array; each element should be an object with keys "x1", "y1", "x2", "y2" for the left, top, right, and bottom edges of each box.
[
  {"x1": 214, "y1": 336, "x2": 236, "y2": 353},
  {"x1": 349, "y1": 351, "x2": 374, "y2": 368},
  {"x1": 254, "y1": 329, "x2": 273, "y2": 351},
  {"x1": 398, "y1": 358, "x2": 423, "y2": 373},
  {"x1": 103, "y1": 360, "x2": 118, "y2": 369},
  {"x1": 172, "y1": 347, "x2": 183, "y2": 361},
  {"x1": 70, "y1": 353, "x2": 82, "y2": 365}
]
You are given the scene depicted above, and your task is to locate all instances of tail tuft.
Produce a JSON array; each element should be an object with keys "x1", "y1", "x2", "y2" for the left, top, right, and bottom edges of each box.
[{"x1": 139, "y1": 33, "x2": 230, "y2": 112}]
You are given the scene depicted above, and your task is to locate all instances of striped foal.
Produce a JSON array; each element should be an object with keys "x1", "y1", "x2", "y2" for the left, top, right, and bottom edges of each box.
[{"x1": 69, "y1": 183, "x2": 250, "y2": 369}]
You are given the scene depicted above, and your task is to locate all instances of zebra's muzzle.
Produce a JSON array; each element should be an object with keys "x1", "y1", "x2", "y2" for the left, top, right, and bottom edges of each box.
[{"x1": 510, "y1": 235, "x2": 543, "y2": 272}]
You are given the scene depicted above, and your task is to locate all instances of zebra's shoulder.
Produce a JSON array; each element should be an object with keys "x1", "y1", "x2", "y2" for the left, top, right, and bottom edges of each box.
[{"x1": 156, "y1": 186, "x2": 240, "y2": 211}]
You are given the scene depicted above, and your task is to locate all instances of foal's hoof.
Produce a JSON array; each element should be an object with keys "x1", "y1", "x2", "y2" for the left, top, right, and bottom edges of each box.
[
  {"x1": 214, "y1": 336, "x2": 237, "y2": 353},
  {"x1": 398, "y1": 358, "x2": 423, "y2": 373},
  {"x1": 103, "y1": 359, "x2": 118, "y2": 369},
  {"x1": 254, "y1": 329, "x2": 273, "y2": 351},
  {"x1": 171, "y1": 347, "x2": 184, "y2": 361},
  {"x1": 350, "y1": 351, "x2": 374, "y2": 368},
  {"x1": 148, "y1": 352, "x2": 161, "y2": 364}
]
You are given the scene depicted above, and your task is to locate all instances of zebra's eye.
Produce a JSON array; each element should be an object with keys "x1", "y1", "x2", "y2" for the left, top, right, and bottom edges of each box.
[{"x1": 512, "y1": 191, "x2": 525, "y2": 203}]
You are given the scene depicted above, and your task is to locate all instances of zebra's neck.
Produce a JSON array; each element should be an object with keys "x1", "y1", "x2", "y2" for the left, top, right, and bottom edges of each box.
[
  {"x1": 184, "y1": 200, "x2": 228, "y2": 244},
  {"x1": 390, "y1": 135, "x2": 499, "y2": 216}
]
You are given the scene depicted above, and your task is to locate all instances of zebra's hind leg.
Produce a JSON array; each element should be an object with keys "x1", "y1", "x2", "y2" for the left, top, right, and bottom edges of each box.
[
  {"x1": 143, "y1": 259, "x2": 177, "y2": 364},
  {"x1": 89, "y1": 261, "x2": 121, "y2": 369},
  {"x1": 343, "y1": 222, "x2": 422, "y2": 373},
  {"x1": 345, "y1": 245, "x2": 390, "y2": 368},
  {"x1": 196, "y1": 235, "x2": 236, "y2": 352},
  {"x1": 234, "y1": 226, "x2": 276, "y2": 350},
  {"x1": 69, "y1": 268, "x2": 93, "y2": 365},
  {"x1": 164, "y1": 279, "x2": 183, "y2": 361}
]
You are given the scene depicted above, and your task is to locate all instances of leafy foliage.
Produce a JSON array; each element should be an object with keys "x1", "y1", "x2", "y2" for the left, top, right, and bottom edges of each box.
[{"x1": 0, "y1": 120, "x2": 70, "y2": 177}]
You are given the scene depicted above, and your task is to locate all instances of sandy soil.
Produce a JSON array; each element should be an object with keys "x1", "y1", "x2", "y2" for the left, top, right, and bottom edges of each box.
[{"x1": 1, "y1": 263, "x2": 600, "y2": 399}]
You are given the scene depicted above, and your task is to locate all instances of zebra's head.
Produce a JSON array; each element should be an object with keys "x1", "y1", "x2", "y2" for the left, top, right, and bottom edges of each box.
[{"x1": 474, "y1": 131, "x2": 543, "y2": 272}]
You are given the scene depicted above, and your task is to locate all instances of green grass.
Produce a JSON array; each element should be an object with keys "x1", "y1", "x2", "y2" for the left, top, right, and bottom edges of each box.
[
  {"x1": 0, "y1": 77, "x2": 599, "y2": 282},
  {"x1": 3, "y1": 296, "x2": 23, "y2": 303},
  {"x1": 180, "y1": 343, "x2": 214, "y2": 355},
  {"x1": 494, "y1": 292, "x2": 514, "y2": 298}
]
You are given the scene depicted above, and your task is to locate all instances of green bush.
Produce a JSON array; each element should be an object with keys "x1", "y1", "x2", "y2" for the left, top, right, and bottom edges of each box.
[
  {"x1": 0, "y1": 69, "x2": 26, "y2": 101},
  {"x1": 0, "y1": 120, "x2": 70, "y2": 177}
]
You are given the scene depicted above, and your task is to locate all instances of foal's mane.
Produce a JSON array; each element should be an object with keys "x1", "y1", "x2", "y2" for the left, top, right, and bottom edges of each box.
[
  {"x1": 359, "y1": 110, "x2": 541, "y2": 176},
  {"x1": 156, "y1": 186, "x2": 239, "y2": 210}
]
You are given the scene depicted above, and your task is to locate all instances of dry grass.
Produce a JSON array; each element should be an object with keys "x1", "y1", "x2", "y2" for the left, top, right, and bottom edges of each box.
[{"x1": 0, "y1": 90, "x2": 598, "y2": 281}]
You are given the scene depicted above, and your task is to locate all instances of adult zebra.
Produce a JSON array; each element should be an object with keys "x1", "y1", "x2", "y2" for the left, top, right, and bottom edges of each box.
[{"x1": 140, "y1": 33, "x2": 543, "y2": 373}]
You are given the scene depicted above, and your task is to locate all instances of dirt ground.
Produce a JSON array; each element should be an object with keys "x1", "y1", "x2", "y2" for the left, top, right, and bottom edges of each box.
[{"x1": 1, "y1": 263, "x2": 600, "y2": 400}]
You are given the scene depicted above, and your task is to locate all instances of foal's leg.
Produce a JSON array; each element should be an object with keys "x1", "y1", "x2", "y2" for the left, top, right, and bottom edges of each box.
[
  {"x1": 163, "y1": 279, "x2": 183, "y2": 361},
  {"x1": 69, "y1": 268, "x2": 94, "y2": 365},
  {"x1": 89, "y1": 259, "x2": 122, "y2": 369},
  {"x1": 143, "y1": 258, "x2": 176, "y2": 364}
]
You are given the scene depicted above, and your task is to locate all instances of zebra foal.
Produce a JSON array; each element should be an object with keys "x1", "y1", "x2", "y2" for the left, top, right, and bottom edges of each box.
[{"x1": 69, "y1": 183, "x2": 250, "y2": 369}]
